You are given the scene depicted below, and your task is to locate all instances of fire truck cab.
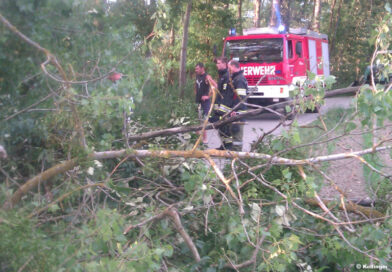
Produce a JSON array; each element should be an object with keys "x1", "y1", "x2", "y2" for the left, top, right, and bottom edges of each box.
[{"x1": 223, "y1": 27, "x2": 330, "y2": 104}]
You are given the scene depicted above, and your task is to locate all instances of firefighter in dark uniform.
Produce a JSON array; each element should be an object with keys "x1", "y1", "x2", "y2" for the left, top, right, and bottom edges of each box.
[
  {"x1": 228, "y1": 59, "x2": 247, "y2": 150},
  {"x1": 195, "y1": 62, "x2": 213, "y2": 118},
  {"x1": 210, "y1": 57, "x2": 247, "y2": 150},
  {"x1": 195, "y1": 62, "x2": 214, "y2": 143},
  {"x1": 228, "y1": 60, "x2": 248, "y2": 106}
]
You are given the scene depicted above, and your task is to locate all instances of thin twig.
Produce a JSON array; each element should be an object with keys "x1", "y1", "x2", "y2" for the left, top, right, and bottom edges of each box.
[
  {"x1": 204, "y1": 154, "x2": 243, "y2": 213},
  {"x1": 28, "y1": 183, "x2": 107, "y2": 218},
  {"x1": 4, "y1": 93, "x2": 54, "y2": 121},
  {"x1": 313, "y1": 192, "x2": 355, "y2": 233},
  {"x1": 231, "y1": 159, "x2": 245, "y2": 215},
  {"x1": 123, "y1": 206, "x2": 201, "y2": 262},
  {"x1": 17, "y1": 256, "x2": 33, "y2": 272},
  {"x1": 349, "y1": 154, "x2": 391, "y2": 180},
  {"x1": 340, "y1": 195, "x2": 355, "y2": 230},
  {"x1": 334, "y1": 224, "x2": 380, "y2": 262},
  {"x1": 224, "y1": 226, "x2": 270, "y2": 270}
]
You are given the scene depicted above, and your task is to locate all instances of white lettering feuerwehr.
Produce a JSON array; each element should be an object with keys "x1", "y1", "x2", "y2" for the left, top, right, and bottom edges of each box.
[{"x1": 242, "y1": 66, "x2": 276, "y2": 76}]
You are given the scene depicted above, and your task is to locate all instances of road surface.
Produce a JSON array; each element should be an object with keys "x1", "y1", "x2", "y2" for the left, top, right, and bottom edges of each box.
[{"x1": 206, "y1": 96, "x2": 355, "y2": 151}]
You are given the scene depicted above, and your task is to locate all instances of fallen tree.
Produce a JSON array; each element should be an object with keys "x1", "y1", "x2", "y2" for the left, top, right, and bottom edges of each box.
[
  {"x1": 2, "y1": 7, "x2": 391, "y2": 269},
  {"x1": 4, "y1": 144, "x2": 390, "y2": 209}
]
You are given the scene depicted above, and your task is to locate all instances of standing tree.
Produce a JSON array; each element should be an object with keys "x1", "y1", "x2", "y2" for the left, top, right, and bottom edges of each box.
[
  {"x1": 237, "y1": 0, "x2": 243, "y2": 33},
  {"x1": 127, "y1": 0, "x2": 157, "y2": 39},
  {"x1": 269, "y1": 0, "x2": 278, "y2": 27},
  {"x1": 179, "y1": 1, "x2": 192, "y2": 98},
  {"x1": 312, "y1": 0, "x2": 321, "y2": 31},
  {"x1": 328, "y1": 0, "x2": 338, "y2": 31},
  {"x1": 281, "y1": 0, "x2": 292, "y2": 30},
  {"x1": 329, "y1": 0, "x2": 342, "y2": 54},
  {"x1": 254, "y1": 0, "x2": 261, "y2": 27}
]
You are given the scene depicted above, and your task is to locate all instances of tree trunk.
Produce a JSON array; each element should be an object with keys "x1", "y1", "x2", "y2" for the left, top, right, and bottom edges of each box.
[
  {"x1": 328, "y1": 0, "x2": 337, "y2": 31},
  {"x1": 329, "y1": 0, "x2": 342, "y2": 55},
  {"x1": 300, "y1": 0, "x2": 309, "y2": 28},
  {"x1": 238, "y1": 0, "x2": 242, "y2": 33},
  {"x1": 269, "y1": 0, "x2": 279, "y2": 27},
  {"x1": 168, "y1": 25, "x2": 175, "y2": 85},
  {"x1": 281, "y1": 0, "x2": 291, "y2": 31},
  {"x1": 312, "y1": 0, "x2": 321, "y2": 32},
  {"x1": 253, "y1": 0, "x2": 261, "y2": 28},
  {"x1": 179, "y1": 1, "x2": 192, "y2": 99},
  {"x1": 260, "y1": 0, "x2": 266, "y2": 25}
]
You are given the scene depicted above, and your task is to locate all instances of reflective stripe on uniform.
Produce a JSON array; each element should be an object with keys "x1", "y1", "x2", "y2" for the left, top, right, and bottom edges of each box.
[
  {"x1": 223, "y1": 137, "x2": 233, "y2": 144},
  {"x1": 235, "y1": 88, "x2": 247, "y2": 96},
  {"x1": 217, "y1": 104, "x2": 232, "y2": 114}
]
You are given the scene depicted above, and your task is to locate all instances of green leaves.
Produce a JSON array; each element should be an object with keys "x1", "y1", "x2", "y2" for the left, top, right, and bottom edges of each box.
[
  {"x1": 281, "y1": 120, "x2": 301, "y2": 145},
  {"x1": 15, "y1": 0, "x2": 34, "y2": 13},
  {"x1": 386, "y1": 2, "x2": 392, "y2": 13},
  {"x1": 275, "y1": 205, "x2": 297, "y2": 227},
  {"x1": 324, "y1": 75, "x2": 336, "y2": 90},
  {"x1": 95, "y1": 209, "x2": 125, "y2": 243},
  {"x1": 357, "y1": 86, "x2": 392, "y2": 128},
  {"x1": 344, "y1": 121, "x2": 357, "y2": 133},
  {"x1": 2, "y1": 1, "x2": 392, "y2": 271},
  {"x1": 250, "y1": 202, "x2": 261, "y2": 223}
]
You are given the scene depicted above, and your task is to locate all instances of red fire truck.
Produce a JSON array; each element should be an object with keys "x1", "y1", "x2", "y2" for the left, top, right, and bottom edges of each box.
[{"x1": 223, "y1": 27, "x2": 330, "y2": 105}]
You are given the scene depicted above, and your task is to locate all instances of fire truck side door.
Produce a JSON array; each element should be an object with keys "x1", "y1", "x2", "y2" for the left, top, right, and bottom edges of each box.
[{"x1": 288, "y1": 39, "x2": 306, "y2": 85}]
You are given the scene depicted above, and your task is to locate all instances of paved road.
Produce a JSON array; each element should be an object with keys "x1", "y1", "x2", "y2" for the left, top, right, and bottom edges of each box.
[{"x1": 206, "y1": 96, "x2": 355, "y2": 151}]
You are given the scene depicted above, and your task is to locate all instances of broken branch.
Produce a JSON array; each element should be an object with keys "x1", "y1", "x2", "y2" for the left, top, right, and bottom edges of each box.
[
  {"x1": 123, "y1": 206, "x2": 201, "y2": 262},
  {"x1": 4, "y1": 145, "x2": 392, "y2": 208}
]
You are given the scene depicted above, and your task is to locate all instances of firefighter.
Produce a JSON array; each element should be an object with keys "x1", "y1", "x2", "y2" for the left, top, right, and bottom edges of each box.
[
  {"x1": 195, "y1": 62, "x2": 214, "y2": 143},
  {"x1": 228, "y1": 59, "x2": 247, "y2": 150},
  {"x1": 195, "y1": 62, "x2": 213, "y2": 117},
  {"x1": 210, "y1": 57, "x2": 246, "y2": 150},
  {"x1": 228, "y1": 60, "x2": 248, "y2": 109}
]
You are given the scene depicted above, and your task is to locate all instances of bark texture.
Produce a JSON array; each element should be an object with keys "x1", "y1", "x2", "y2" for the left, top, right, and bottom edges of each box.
[
  {"x1": 312, "y1": 0, "x2": 321, "y2": 31},
  {"x1": 179, "y1": 1, "x2": 192, "y2": 98},
  {"x1": 253, "y1": 0, "x2": 261, "y2": 28}
]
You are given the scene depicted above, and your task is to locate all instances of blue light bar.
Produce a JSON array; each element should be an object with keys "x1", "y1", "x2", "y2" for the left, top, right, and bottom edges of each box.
[
  {"x1": 278, "y1": 24, "x2": 285, "y2": 33},
  {"x1": 274, "y1": 0, "x2": 286, "y2": 33}
]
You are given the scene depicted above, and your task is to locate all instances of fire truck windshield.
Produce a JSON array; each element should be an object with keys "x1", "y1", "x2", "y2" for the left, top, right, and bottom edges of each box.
[{"x1": 225, "y1": 38, "x2": 283, "y2": 63}]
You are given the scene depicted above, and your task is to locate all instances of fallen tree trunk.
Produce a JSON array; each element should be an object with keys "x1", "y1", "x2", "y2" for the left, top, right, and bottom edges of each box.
[
  {"x1": 4, "y1": 144, "x2": 390, "y2": 209},
  {"x1": 324, "y1": 86, "x2": 360, "y2": 97},
  {"x1": 304, "y1": 198, "x2": 384, "y2": 219},
  {"x1": 3, "y1": 159, "x2": 78, "y2": 209}
]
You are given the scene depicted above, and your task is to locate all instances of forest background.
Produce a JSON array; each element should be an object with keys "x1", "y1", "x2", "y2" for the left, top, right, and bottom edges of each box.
[{"x1": 0, "y1": 0, "x2": 392, "y2": 271}]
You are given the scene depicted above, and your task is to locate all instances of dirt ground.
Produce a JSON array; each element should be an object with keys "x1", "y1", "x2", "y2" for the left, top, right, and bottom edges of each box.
[{"x1": 318, "y1": 120, "x2": 392, "y2": 204}]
